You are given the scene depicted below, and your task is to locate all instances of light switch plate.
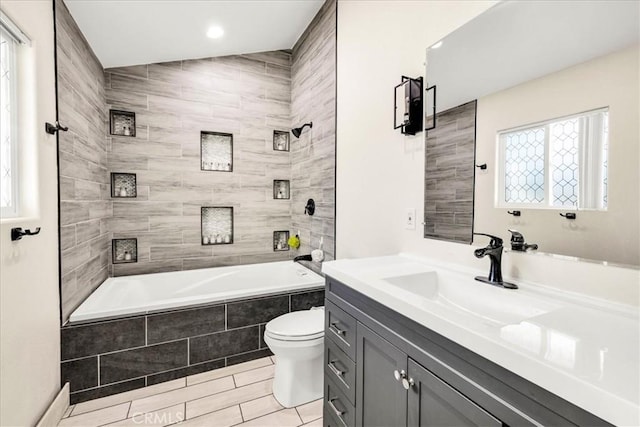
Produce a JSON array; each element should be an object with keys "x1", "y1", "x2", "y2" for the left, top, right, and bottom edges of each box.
[{"x1": 405, "y1": 208, "x2": 416, "y2": 230}]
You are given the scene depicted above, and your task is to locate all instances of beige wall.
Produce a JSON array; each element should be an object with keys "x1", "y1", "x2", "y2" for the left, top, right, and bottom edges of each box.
[
  {"x1": 0, "y1": 1, "x2": 61, "y2": 425},
  {"x1": 475, "y1": 46, "x2": 639, "y2": 266},
  {"x1": 336, "y1": 0, "x2": 497, "y2": 259},
  {"x1": 336, "y1": 0, "x2": 640, "y2": 306}
]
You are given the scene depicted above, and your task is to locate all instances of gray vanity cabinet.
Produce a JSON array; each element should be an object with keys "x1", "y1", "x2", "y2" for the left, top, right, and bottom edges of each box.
[
  {"x1": 356, "y1": 323, "x2": 408, "y2": 427},
  {"x1": 324, "y1": 276, "x2": 613, "y2": 427},
  {"x1": 407, "y1": 359, "x2": 501, "y2": 427}
]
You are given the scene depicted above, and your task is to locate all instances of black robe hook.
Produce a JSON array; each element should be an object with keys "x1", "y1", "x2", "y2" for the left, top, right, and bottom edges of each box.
[{"x1": 45, "y1": 121, "x2": 68, "y2": 135}]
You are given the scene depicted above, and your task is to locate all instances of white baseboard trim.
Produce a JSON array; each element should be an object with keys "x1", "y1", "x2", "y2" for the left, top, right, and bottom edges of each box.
[{"x1": 36, "y1": 383, "x2": 69, "y2": 427}]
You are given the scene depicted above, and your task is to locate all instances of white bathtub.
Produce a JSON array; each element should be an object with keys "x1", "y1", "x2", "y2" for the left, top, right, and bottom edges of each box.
[{"x1": 69, "y1": 261, "x2": 324, "y2": 324}]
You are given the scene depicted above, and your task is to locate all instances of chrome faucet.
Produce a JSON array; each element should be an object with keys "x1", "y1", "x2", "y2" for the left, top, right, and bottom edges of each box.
[{"x1": 473, "y1": 233, "x2": 518, "y2": 289}]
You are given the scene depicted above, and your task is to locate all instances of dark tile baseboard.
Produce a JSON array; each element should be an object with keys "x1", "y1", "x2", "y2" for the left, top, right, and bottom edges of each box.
[{"x1": 61, "y1": 287, "x2": 324, "y2": 404}]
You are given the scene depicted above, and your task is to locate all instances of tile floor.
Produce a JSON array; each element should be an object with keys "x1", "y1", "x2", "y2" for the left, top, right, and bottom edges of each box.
[{"x1": 58, "y1": 356, "x2": 322, "y2": 427}]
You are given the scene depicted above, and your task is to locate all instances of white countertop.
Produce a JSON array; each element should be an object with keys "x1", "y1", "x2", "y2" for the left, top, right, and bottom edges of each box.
[{"x1": 322, "y1": 254, "x2": 640, "y2": 426}]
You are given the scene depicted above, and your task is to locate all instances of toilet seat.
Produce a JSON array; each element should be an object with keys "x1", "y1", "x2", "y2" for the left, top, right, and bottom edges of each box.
[{"x1": 265, "y1": 309, "x2": 324, "y2": 342}]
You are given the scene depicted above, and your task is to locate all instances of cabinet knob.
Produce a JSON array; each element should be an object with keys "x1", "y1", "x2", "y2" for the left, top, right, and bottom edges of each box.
[
  {"x1": 393, "y1": 369, "x2": 407, "y2": 381},
  {"x1": 402, "y1": 377, "x2": 415, "y2": 390}
]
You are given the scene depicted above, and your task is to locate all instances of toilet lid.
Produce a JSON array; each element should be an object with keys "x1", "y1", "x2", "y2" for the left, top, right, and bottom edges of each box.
[{"x1": 265, "y1": 309, "x2": 324, "y2": 341}]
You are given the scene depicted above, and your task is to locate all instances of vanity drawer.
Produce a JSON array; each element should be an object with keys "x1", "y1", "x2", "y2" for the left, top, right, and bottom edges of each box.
[
  {"x1": 326, "y1": 300, "x2": 357, "y2": 360},
  {"x1": 324, "y1": 376, "x2": 356, "y2": 427},
  {"x1": 325, "y1": 333, "x2": 356, "y2": 404}
]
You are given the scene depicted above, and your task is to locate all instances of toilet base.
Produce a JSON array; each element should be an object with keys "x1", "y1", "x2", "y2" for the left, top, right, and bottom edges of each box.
[{"x1": 272, "y1": 352, "x2": 324, "y2": 408}]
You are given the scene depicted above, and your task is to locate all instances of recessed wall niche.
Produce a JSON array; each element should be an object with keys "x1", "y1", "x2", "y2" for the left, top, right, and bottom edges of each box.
[
  {"x1": 112, "y1": 238, "x2": 137, "y2": 264},
  {"x1": 273, "y1": 130, "x2": 290, "y2": 152},
  {"x1": 110, "y1": 172, "x2": 137, "y2": 198},
  {"x1": 201, "y1": 131, "x2": 233, "y2": 172},
  {"x1": 273, "y1": 231, "x2": 290, "y2": 251},
  {"x1": 273, "y1": 180, "x2": 290, "y2": 200},
  {"x1": 109, "y1": 109, "x2": 136, "y2": 137},
  {"x1": 201, "y1": 207, "x2": 234, "y2": 245}
]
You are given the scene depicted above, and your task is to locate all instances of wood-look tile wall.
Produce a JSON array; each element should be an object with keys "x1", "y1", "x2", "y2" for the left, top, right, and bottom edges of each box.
[
  {"x1": 104, "y1": 51, "x2": 295, "y2": 276},
  {"x1": 291, "y1": 0, "x2": 337, "y2": 265},
  {"x1": 56, "y1": 0, "x2": 110, "y2": 322},
  {"x1": 424, "y1": 100, "x2": 477, "y2": 243},
  {"x1": 57, "y1": 0, "x2": 337, "y2": 321}
]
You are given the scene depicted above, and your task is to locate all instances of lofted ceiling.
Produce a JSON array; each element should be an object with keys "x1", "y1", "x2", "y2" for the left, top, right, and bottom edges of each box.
[{"x1": 63, "y1": 0, "x2": 324, "y2": 68}]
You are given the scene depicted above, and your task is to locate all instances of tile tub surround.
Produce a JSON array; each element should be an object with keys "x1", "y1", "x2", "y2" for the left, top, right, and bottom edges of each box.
[
  {"x1": 291, "y1": 0, "x2": 337, "y2": 267},
  {"x1": 105, "y1": 50, "x2": 295, "y2": 277},
  {"x1": 61, "y1": 288, "x2": 325, "y2": 404},
  {"x1": 56, "y1": 0, "x2": 111, "y2": 323},
  {"x1": 424, "y1": 100, "x2": 477, "y2": 243},
  {"x1": 58, "y1": 356, "x2": 322, "y2": 427}
]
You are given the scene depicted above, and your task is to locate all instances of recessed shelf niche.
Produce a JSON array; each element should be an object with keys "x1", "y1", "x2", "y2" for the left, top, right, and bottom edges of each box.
[
  {"x1": 273, "y1": 231, "x2": 290, "y2": 251},
  {"x1": 273, "y1": 180, "x2": 290, "y2": 200},
  {"x1": 201, "y1": 131, "x2": 233, "y2": 172},
  {"x1": 112, "y1": 238, "x2": 137, "y2": 264},
  {"x1": 109, "y1": 110, "x2": 136, "y2": 137},
  {"x1": 110, "y1": 172, "x2": 137, "y2": 198},
  {"x1": 201, "y1": 207, "x2": 234, "y2": 245},
  {"x1": 273, "y1": 130, "x2": 290, "y2": 152}
]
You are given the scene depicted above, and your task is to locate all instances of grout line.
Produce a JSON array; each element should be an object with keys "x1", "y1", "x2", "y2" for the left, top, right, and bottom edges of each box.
[
  {"x1": 294, "y1": 406, "x2": 304, "y2": 425},
  {"x1": 238, "y1": 403, "x2": 246, "y2": 423},
  {"x1": 97, "y1": 355, "x2": 101, "y2": 386}
]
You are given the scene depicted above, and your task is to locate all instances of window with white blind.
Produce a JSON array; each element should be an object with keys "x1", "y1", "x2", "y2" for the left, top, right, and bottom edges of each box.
[
  {"x1": 0, "y1": 12, "x2": 29, "y2": 218},
  {"x1": 497, "y1": 108, "x2": 609, "y2": 210}
]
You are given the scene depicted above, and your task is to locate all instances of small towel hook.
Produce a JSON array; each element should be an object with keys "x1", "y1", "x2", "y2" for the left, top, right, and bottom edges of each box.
[
  {"x1": 45, "y1": 121, "x2": 68, "y2": 135},
  {"x1": 475, "y1": 163, "x2": 487, "y2": 170},
  {"x1": 559, "y1": 212, "x2": 576, "y2": 220},
  {"x1": 11, "y1": 227, "x2": 41, "y2": 241},
  {"x1": 507, "y1": 210, "x2": 521, "y2": 217}
]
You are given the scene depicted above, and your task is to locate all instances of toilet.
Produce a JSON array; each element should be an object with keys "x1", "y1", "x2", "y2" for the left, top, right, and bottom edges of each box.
[{"x1": 264, "y1": 307, "x2": 325, "y2": 408}]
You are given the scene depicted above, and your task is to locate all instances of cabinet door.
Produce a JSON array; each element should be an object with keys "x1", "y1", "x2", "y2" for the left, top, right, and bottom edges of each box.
[
  {"x1": 356, "y1": 322, "x2": 408, "y2": 427},
  {"x1": 407, "y1": 358, "x2": 502, "y2": 427}
]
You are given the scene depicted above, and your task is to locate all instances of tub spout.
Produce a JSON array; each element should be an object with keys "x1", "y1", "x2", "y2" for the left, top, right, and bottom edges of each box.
[{"x1": 293, "y1": 254, "x2": 313, "y2": 262}]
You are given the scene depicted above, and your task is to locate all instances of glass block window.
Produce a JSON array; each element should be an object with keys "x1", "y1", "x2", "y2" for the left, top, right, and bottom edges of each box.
[
  {"x1": 1, "y1": 27, "x2": 18, "y2": 217},
  {"x1": 550, "y1": 118, "x2": 579, "y2": 207},
  {"x1": 503, "y1": 127, "x2": 545, "y2": 204},
  {"x1": 201, "y1": 207, "x2": 233, "y2": 245},
  {"x1": 498, "y1": 108, "x2": 608, "y2": 210},
  {"x1": 201, "y1": 131, "x2": 233, "y2": 172}
]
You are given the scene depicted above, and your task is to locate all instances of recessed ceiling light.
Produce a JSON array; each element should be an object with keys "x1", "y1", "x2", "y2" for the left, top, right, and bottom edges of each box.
[
  {"x1": 430, "y1": 41, "x2": 443, "y2": 49},
  {"x1": 207, "y1": 26, "x2": 224, "y2": 39}
]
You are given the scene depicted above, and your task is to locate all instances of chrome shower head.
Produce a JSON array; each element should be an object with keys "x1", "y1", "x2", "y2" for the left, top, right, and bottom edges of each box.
[{"x1": 291, "y1": 122, "x2": 312, "y2": 138}]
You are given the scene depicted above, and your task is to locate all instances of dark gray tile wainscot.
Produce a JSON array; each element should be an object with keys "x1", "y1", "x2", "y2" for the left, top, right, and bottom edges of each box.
[{"x1": 61, "y1": 287, "x2": 324, "y2": 403}]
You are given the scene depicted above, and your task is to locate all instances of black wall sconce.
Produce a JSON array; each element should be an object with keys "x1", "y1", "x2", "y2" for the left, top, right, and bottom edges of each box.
[{"x1": 394, "y1": 76, "x2": 423, "y2": 135}]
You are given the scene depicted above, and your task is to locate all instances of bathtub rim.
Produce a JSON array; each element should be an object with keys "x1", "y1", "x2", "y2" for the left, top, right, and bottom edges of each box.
[{"x1": 66, "y1": 261, "x2": 325, "y2": 326}]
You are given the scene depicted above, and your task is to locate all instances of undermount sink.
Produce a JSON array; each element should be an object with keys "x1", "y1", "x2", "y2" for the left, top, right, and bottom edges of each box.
[{"x1": 382, "y1": 271, "x2": 561, "y2": 325}]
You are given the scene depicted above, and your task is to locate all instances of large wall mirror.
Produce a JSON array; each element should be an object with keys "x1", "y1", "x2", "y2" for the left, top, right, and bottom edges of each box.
[{"x1": 424, "y1": 0, "x2": 639, "y2": 266}]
